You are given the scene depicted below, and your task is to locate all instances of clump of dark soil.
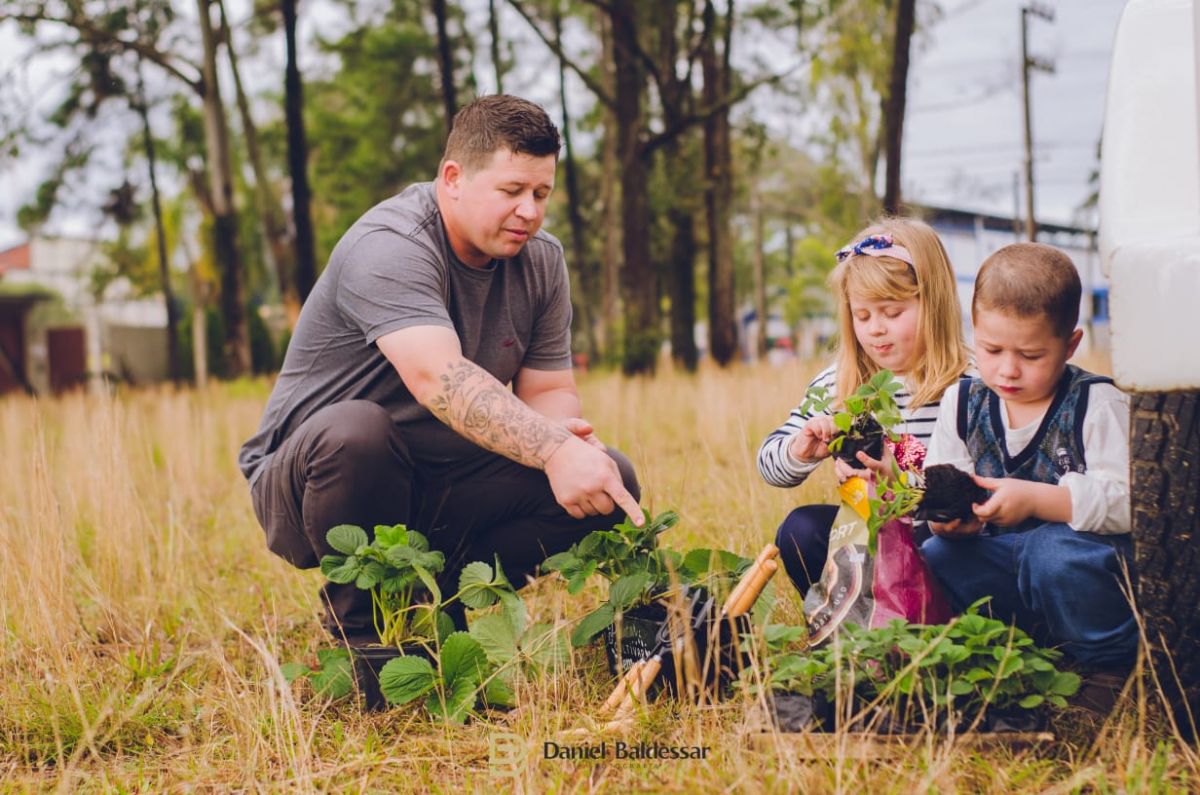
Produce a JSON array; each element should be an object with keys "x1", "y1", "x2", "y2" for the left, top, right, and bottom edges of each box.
[
  {"x1": 833, "y1": 416, "x2": 885, "y2": 463},
  {"x1": 915, "y1": 464, "x2": 991, "y2": 523}
]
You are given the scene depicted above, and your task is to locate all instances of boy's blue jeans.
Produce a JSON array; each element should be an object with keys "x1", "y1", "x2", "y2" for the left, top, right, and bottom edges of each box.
[{"x1": 921, "y1": 523, "x2": 1138, "y2": 670}]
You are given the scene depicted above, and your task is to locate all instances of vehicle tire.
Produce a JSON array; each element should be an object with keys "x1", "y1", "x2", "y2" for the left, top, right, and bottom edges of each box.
[{"x1": 1130, "y1": 390, "x2": 1200, "y2": 737}]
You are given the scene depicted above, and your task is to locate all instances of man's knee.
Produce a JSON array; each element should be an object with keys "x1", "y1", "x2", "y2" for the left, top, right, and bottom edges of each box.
[
  {"x1": 307, "y1": 401, "x2": 403, "y2": 472},
  {"x1": 606, "y1": 447, "x2": 641, "y2": 502},
  {"x1": 1021, "y1": 523, "x2": 1132, "y2": 595}
]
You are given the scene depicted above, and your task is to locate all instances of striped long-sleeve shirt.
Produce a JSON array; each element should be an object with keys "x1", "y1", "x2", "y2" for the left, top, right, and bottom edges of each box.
[{"x1": 756, "y1": 364, "x2": 944, "y2": 488}]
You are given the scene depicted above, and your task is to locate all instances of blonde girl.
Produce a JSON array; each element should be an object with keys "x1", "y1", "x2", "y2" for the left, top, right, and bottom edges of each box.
[{"x1": 757, "y1": 217, "x2": 971, "y2": 594}]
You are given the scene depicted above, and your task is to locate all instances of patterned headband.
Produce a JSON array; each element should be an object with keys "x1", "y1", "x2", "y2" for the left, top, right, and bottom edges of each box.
[{"x1": 835, "y1": 234, "x2": 914, "y2": 266}]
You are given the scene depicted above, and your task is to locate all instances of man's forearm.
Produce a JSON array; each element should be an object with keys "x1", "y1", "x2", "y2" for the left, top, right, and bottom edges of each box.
[
  {"x1": 521, "y1": 387, "x2": 581, "y2": 421},
  {"x1": 425, "y1": 358, "x2": 572, "y2": 468}
]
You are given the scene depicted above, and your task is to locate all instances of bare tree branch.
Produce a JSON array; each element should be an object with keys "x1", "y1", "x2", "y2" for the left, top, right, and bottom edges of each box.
[
  {"x1": 0, "y1": 11, "x2": 204, "y2": 93},
  {"x1": 505, "y1": 0, "x2": 615, "y2": 110},
  {"x1": 642, "y1": 61, "x2": 805, "y2": 157}
]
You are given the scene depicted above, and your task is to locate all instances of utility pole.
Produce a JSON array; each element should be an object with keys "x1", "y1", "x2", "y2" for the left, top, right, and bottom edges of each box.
[{"x1": 1021, "y1": 3, "x2": 1055, "y2": 242}]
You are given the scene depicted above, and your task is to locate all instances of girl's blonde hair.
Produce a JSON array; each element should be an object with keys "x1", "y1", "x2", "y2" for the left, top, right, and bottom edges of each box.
[{"x1": 829, "y1": 217, "x2": 970, "y2": 408}]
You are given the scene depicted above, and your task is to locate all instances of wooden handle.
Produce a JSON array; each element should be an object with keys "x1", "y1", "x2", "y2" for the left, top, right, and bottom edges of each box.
[
  {"x1": 602, "y1": 660, "x2": 645, "y2": 713},
  {"x1": 721, "y1": 543, "x2": 780, "y2": 614},
  {"x1": 727, "y1": 558, "x2": 778, "y2": 617},
  {"x1": 612, "y1": 655, "x2": 662, "y2": 721}
]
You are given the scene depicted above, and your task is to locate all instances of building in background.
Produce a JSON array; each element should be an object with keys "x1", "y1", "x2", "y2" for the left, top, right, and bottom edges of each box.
[
  {"x1": 0, "y1": 236, "x2": 169, "y2": 395},
  {"x1": 924, "y1": 206, "x2": 1108, "y2": 353}
]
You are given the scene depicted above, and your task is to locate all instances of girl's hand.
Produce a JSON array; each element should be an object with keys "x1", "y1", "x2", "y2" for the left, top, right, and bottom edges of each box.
[
  {"x1": 789, "y1": 415, "x2": 837, "y2": 463},
  {"x1": 928, "y1": 515, "x2": 985, "y2": 539},
  {"x1": 852, "y1": 447, "x2": 897, "y2": 479},
  {"x1": 833, "y1": 456, "x2": 871, "y2": 484},
  {"x1": 971, "y1": 475, "x2": 1038, "y2": 527}
]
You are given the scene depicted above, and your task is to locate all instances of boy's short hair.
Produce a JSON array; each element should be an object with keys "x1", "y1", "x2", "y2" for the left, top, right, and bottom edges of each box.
[
  {"x1": 441, "y1": 95, "x2": 562, "y2": 173},
  {"x1": 972, "y1": 243, "x2": 1081, "y2": 339}
]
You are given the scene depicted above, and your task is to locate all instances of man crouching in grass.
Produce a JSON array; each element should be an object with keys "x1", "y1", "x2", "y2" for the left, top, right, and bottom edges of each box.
[{"x1": 238, "y1": 95, "x2": 641, "y2": 645}]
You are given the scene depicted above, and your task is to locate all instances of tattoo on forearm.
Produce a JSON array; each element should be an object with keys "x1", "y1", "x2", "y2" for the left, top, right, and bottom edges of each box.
[{"x1": 427, "y1": 360, "x2": 571, "y2": 467}]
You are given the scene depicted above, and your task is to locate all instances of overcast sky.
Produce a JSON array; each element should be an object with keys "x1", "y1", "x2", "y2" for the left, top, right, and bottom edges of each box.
[{"x1": 0, "y1": 0, "x2": 1127, "y2": 250}]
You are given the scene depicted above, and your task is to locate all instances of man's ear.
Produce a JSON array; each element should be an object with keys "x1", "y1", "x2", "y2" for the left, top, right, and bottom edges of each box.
[
  {"x1": 440, "y1": 159, "x2": 464, "y2": 198},
  {"x1": 1066, "y1": 327, "x2": 1084, "y2": 358}
]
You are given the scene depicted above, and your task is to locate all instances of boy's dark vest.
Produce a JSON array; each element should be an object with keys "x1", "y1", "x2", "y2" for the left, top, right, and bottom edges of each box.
[{"x1": 956, "y1": 365, "x2": 1113, "y2": 534}]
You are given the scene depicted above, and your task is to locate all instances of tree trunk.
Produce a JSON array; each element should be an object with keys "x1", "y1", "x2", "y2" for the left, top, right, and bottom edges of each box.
[
  {"x1": 666, "y1": 207, "x2": 697, "y2": 371},
  {"x1": 611, "y1": 0, "x2": 657, "y2": 374},
  {"x1": 598, "y1": 10, "x2": 621, "y2": 360},
  {"x1": 282, "y1": 0, "x2": 317, "y2": 309},
  {"x1": 882, "y1": 0, "x2": 915, "y2": 214},
  {"x1": 702, "y1": 0, "x2": 736, "y2": 367},
  {"x1": 219, "y1": 0, "x2": 298, "y2": 317},
  {"x1": 197, "y1": 0, "x2": 250, "y2": 377},
  {"x1": 489, "y1": 0, "x2": 505, "y2": 93},
  {"x1": 134, "y1": 61, "x2": 182, "y2": 383},
  {"x1": 432, "y1": 0, "x2": 458, "y2": 137},
  {"x1": 752, "y1": 190, "x2": 767, "y2": 360},
  {"x1": 1130, "y1": 390, "x2": 1200, "y2": 738},
  {"x1": 555, "y1": 4, "x2": 597, "y2": 364}
]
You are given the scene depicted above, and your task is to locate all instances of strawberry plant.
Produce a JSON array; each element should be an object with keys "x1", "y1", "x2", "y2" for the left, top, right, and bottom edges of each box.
[
  {"x1": 799, "y1": 369, "x2": 905, "y2": 462},
  {"x1": 543, "y1": 510, "x2": 752, "y2": 647},
  {"x1": 749, "y1": 600, "x2": 1081, "y2": 732}
]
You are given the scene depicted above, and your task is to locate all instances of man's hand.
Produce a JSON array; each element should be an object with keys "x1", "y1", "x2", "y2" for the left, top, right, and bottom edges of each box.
[
  {"x1": 971, "y1": 475, "x2": 1045, "y2": 527},
  {"x1": 563, "y1": 417, "x2": 606, "y2": 450},
  {"x1": 789, "y1": 416, "x2": 837, "y2": 463},
  {"x1": 928, "y1": 515, "x2": 985, "y2": 539},
  {"x1": 544, "y1": 435, "x2": 642, "y2": 524}
]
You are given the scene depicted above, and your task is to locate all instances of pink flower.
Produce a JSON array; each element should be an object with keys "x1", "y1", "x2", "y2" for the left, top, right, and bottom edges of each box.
[{"x1": 887, "y1": 434, "x2": 927, "y2": 472}]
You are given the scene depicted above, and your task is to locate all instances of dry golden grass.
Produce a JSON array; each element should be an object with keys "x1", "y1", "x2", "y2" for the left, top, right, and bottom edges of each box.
[{"x1": 0, "y1": 353, "x2": 1196, "y2": 792}]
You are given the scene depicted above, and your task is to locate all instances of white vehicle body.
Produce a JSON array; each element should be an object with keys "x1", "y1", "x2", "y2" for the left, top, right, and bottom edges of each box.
[{"x1": 1099, "y1": 0, "x2": 1200, "y2": 391}]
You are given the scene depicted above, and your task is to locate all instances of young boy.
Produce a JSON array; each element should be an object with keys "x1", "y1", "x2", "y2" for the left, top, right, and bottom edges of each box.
[{"x1": 921, "y1": 243, "x2": 1137, "y2": 705}]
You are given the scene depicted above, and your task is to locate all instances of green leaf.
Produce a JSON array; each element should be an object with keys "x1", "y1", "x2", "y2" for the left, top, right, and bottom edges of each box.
[
  {"x1": 320, "y1": 554, "x2": 347, "y2": 578},
  {"x1": 458, "y1": 561, "x2": 500, "y2": 610},
  {"x1": 373, "y1": 523, "x2": 408, "y2": 548},
  {"x1": 469, "y1": 613, "x2": 520, "y2": 666},
  {"x1": 327, "y1": 524, "x2": 369, "y2": 555},
  {"x1": 323, "y1": 555, "x2": 362, "y2": 585},
  {"x1": 355, "y1": 559, "x2": 387, "y2": 590},
  {"x1": 608, "y1": 572, "x2": 653, "y2": 611},
  {"x1": 378, "y1": 655, "x2": 436, "y2": 705},
  {"x1": 439, "y1": 632, "x2": 489, "y2": 691},
  {"x1": 310, "y1": 650, "x2": 353, "y2": 700},
  {"x1": 542, "y1": 550, "x2": 578, "y2": 574},
  {"x1": 566, "y1": 559, "x2": 598, "y2": 595},
  {"x1": 280, "y1": 662, "x2": 310, "y2": 682},
  {"x1": 949, "y1": 679, "x2": 974, "y2": 696},
  {"x1": 1018, "y1": 694, "x2": 1045, "y2": 709},
  {"x1": 845, "y1": 395, "x2": 865, "y2": 414},
  {"x1": 523, "y1": 622, "x2": 570, "y2": 671},
  {"x1": 1050, "y1": 671, "x2": 1081, "y2": 697},
  {"x1": 483, "y1": 673, "x2": 517, "y2": 708},
  {"x1": 386, "y1": 545, "x2": 417, "y2": 567},
  {"x1": 499, "y1": 591, "x2": 528, "y2": 638},
  {"x1": 833, "y1": 413, "x2": 853, "y2": 433},
  {"x1": 412, "y1": 564, "x2": 441, "y2": 604},
  {"x1": 570, "y1": 603, "x2": 615, "y2": 647}
]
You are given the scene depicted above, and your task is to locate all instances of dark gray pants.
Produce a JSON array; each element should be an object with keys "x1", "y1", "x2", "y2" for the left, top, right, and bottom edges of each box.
[{"x1": 249, "y1": 400, "x2": 640, "y2": 642}]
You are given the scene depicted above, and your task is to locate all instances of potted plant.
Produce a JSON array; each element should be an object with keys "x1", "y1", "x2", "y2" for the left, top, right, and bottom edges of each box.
[
  {"x1": 912, "y1": 464, "x2": 992, "y2": 524},
  {"x1": 749, "y1": 601, "x2": 1081, "y2": 735},
  {"x1": 317, "y1": 523, "x2": 514, "y2": 714},
  {"x1": 798, "y1": 369, "x2": 905, "y2": 463}
]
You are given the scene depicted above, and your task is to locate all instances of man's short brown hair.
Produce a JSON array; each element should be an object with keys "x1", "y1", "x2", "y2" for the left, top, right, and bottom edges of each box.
[
  {"x1": 441, "y1": 95, "x2": 561, "y2": 173},
  {"x1": 972, "y1": 242, "x2": 1082, "y2": 339}
]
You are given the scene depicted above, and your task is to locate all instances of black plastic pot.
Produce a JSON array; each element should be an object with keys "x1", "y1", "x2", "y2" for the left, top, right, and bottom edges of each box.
[
  {"x1": 605, "y1": 587, "x2": 753, "y2": 699},
  {"x1": 767, "y1": 692, "x2": 835, "y2": 732},
  {"x1": 350, "y1": 644, "x2": 434, "y2": 712}
]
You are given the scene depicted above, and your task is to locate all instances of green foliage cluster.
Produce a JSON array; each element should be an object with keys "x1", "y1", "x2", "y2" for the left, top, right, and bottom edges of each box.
[
  {"x1": 752, "y1": 601, "x2": 1081, "y2": 723},
  {"x1": 799, "y1": 368, "x2": 905, "y2": 453},
  {"x1": 543, "y1": 510, "x2": 752, "y2": 647}
]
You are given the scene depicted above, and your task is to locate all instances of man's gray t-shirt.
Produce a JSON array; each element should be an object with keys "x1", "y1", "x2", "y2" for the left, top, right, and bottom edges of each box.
[{"x1": 238, "y1": 182, "x2": 573, "y2": 484}]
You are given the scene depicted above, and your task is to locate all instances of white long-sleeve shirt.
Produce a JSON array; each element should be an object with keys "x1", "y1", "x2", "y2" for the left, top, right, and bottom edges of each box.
[
  {"x1": 757, "y1": 364, "x2": 943, "y2": 488},
  {"x1": 924, "y1": 380, "x2": 1131, "y2": 535}
]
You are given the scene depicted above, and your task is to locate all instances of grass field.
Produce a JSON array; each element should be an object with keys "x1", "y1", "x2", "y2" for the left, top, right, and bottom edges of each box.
[{"x1": 1, "y1": 355, "x2": 1196, "y2": 792}]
